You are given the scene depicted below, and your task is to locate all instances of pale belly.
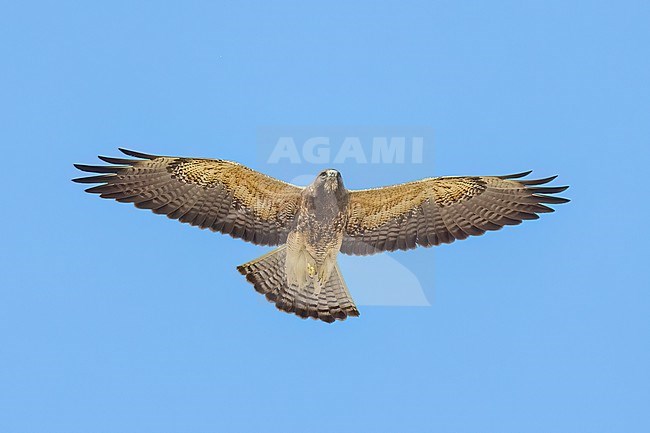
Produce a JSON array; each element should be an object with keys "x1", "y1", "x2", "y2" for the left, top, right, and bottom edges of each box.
[{"x1": 284, "y1": 213, "x2": 346, "y2": 292}]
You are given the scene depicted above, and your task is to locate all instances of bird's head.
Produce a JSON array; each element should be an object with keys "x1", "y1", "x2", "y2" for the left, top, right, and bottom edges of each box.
[{"x1": 314, "y1": 169, "x2": 343, "y2": 193}]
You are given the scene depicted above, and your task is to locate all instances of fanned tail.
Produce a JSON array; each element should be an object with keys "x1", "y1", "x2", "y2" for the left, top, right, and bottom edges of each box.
[{"x1": 237, "y1": 247, "x2": 359, "y2": 323}]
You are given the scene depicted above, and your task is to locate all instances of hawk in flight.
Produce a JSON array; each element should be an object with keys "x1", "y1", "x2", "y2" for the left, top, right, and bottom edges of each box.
[{"x1": 74, "y1": 149, "x2": 569, "y2": 323}]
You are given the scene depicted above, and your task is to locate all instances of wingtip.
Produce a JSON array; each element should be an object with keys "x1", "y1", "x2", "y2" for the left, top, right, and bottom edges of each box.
[
  {"x1": 73, "y1": 163, "x2": 95, "y2": 173},
  {"x1": 73, "y1": 172, "x2": 118, "y2": 185},
  {"x1": 519, "y1": 175, "x2": 559, "y2": 186},
  {"x1": 118, "y1": 148, "x2": 158, "y2": 159},
  {"x1": 499, "y1": 170, "x2": 533, "y2": 179},
  {"x1": 98, "y1": 155, "x2": 139, "y2": 165},
  {"x1": 529, "y1": 185, "x2": 570, "y2": 194},
  {"x1": 73, "y1": 163, "x2": 124, "y2": 174},
  {"x1": 533, "y1": 194, "x2": 571, "y2": 204}
]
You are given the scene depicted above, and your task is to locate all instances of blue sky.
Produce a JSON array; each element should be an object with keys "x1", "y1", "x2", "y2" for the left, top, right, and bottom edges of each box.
[{"x1": 1, "y1": 1, "x2": 649, "y2": 432}]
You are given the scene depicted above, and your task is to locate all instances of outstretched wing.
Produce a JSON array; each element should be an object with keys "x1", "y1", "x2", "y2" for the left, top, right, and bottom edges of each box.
[
  {"x1": 73, "y1": 149, "x2": 303, "y2": 246},
  {"x1": 342, "y1": 172, "x2": 569, "y2": 255}
]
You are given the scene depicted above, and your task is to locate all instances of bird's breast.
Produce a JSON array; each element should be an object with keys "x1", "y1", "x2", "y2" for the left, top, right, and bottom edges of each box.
[{"x1": 291, "y1": 196, "x2": 347, "y2": 258}]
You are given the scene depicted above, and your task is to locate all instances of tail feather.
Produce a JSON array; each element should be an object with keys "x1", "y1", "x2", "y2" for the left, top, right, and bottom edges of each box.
[{"x1": 237, "y1": 247, "x2": 360, "y2": 323}]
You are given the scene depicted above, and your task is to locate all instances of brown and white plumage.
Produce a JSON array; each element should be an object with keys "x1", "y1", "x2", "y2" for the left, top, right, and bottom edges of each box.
[
  {"x1": 342, "y1": 172, "x2": 569, "y2": 255},
  {"x1": 74, "y1": 148, "x2": 302, "y2": 246},
  {"x1": 74, "y1": 149, "x2": 569, "y2": 323}
]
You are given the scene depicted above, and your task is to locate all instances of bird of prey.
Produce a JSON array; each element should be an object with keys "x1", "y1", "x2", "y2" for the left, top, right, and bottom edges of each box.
[{"x1": 73, "y1": 148, "x2": 569, "y2": 323}]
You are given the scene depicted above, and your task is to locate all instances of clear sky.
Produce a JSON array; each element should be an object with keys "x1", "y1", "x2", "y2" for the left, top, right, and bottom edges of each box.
[{"x1": 1, "y1": 1, "x2": 649, "y2": 432}]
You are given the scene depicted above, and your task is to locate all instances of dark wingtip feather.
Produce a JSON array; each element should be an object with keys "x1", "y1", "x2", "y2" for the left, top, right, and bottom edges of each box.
[
  {"x1": 533, "y1": 194, "x2": 570, "y2": 204},
  {"x1": 528, "y1": 185, "x2": 570, "y2": 194},
  {"x1": 72, "y1": 174, "x2": 116, "y2": 184},
  {"x1": 519, "y1": 175, "x2": 558, "y2": 186},
  {"x1": 74, "y1": 163, "x2": 125, "y2": 174},
  {"x1": 501, "y1": 172, "x2": 570, "y2": 206},
  {"x1": 98, "y1": 155, "x2": 138, "y2": 165},
  {"x1": 536, "y1": 204, "x2": 555, "y2": 213},
  {"x1": 118, "y1": 148, "x2": 158, "y2": 159},
  {"x1": 84, "y1": 185, "x2": 106, "y2": 194},
  {"x1": 499, "y1": 170, "x2": 533, "y2": 179}
]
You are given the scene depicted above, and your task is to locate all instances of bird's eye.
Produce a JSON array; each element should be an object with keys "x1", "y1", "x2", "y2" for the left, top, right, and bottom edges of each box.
[{"x1": 320, "y1": 172, "x2": 327, "y2": 178}]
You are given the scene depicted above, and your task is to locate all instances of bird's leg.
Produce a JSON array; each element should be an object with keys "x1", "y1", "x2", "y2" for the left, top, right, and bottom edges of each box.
[
  {"x1": 317, "y1": 253, "x2": 336, "y2": 287},
  {"x1": 313, "y1": 277, "x2": 322, "y2": 296},
  {"x1": 306, "y1": 262, "x2": 316, "y2": 278},
  {"x1": 306, "y1": 261, "x2": 323, "y2": 295}
]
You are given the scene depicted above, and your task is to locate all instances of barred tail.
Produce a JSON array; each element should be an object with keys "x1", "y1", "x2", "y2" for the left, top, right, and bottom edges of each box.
[{"x1": 237, "y1": 246, "x2": 360, "y2": 323}]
